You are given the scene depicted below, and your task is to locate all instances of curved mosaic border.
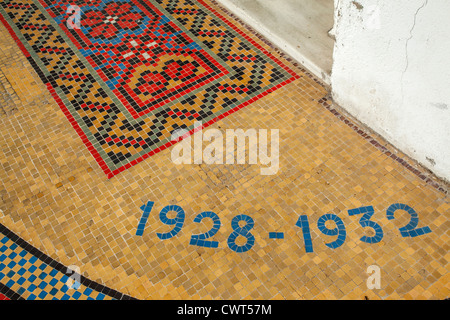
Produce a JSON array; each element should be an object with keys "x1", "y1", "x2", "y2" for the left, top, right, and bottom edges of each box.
[{"x1": 0, "y1": 224, "x2": 136, "y2": 300}]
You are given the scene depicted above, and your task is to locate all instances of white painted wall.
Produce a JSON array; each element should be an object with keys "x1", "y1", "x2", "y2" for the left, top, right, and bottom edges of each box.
[{"x1": 331, "y1": 0, "x2": 450, "y2": 182}]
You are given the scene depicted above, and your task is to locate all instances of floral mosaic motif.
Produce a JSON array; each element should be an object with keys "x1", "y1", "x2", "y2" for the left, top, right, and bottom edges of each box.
[{"x1": 81, "y1": 1, "x2": 147, "y2": 40}]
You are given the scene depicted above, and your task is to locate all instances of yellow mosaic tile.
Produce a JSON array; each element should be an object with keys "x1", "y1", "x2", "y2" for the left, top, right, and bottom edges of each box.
[{"x1": 0, "y1": 0, "x2": 448, "y2": 301}]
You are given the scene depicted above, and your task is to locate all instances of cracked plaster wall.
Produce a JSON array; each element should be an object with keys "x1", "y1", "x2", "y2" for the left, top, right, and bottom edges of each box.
[{"x1": 331, "y1": 0, "x2": 450, "y2": 182}]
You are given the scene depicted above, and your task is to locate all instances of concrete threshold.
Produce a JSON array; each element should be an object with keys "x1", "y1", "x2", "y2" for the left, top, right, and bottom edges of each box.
[{"x1": 217, "y1": 0, "x2": 334, "y2": 85}]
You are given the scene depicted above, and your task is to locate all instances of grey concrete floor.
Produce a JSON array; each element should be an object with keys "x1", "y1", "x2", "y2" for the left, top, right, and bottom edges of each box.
[{"x1": 217, "y1": 0, "x2": 334, "y2": 84}]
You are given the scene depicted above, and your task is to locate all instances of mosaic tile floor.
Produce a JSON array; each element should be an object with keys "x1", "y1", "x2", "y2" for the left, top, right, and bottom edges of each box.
[
  {"x1": 1, "y1": 0, "x2": 298, "y2": 178},
  {"x1": 0, "y1": 0, "x2": 449, "y2": 300}
]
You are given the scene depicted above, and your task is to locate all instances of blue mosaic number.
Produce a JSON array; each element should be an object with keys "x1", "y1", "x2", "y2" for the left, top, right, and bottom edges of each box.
[
  {"x1": 386, "y1": 203, "x2": 432, "y2": 237},
  {"x1": 317, "y1": 214, "x2": 346, "y2": 249},
  {"x1": 227, "y1": 215, "x2": 255, "y2": 253},
  {"x1": 136, "y1": 201, "x2": 432, "y2": 253},
  {"x1": 295, "y1": 215, "x2": 314, "y2": 253},
  {"x1": 189, "y1": 211, "x2": 221, "y2": 248},
  {"x1": 135, "y1": 201, "x2": 154, "y2": 236},
  {"x1": 156, "y1": 205, "x2": 185, "y2": 240},
  {"x1": 348, "y1": 206, "x2": 383, "y2": 243}
]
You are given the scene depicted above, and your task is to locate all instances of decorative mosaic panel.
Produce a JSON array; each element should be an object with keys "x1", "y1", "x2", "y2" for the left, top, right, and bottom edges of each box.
[{"x1": 0, "y1": 0, "x2": 299, "y2": 178}]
